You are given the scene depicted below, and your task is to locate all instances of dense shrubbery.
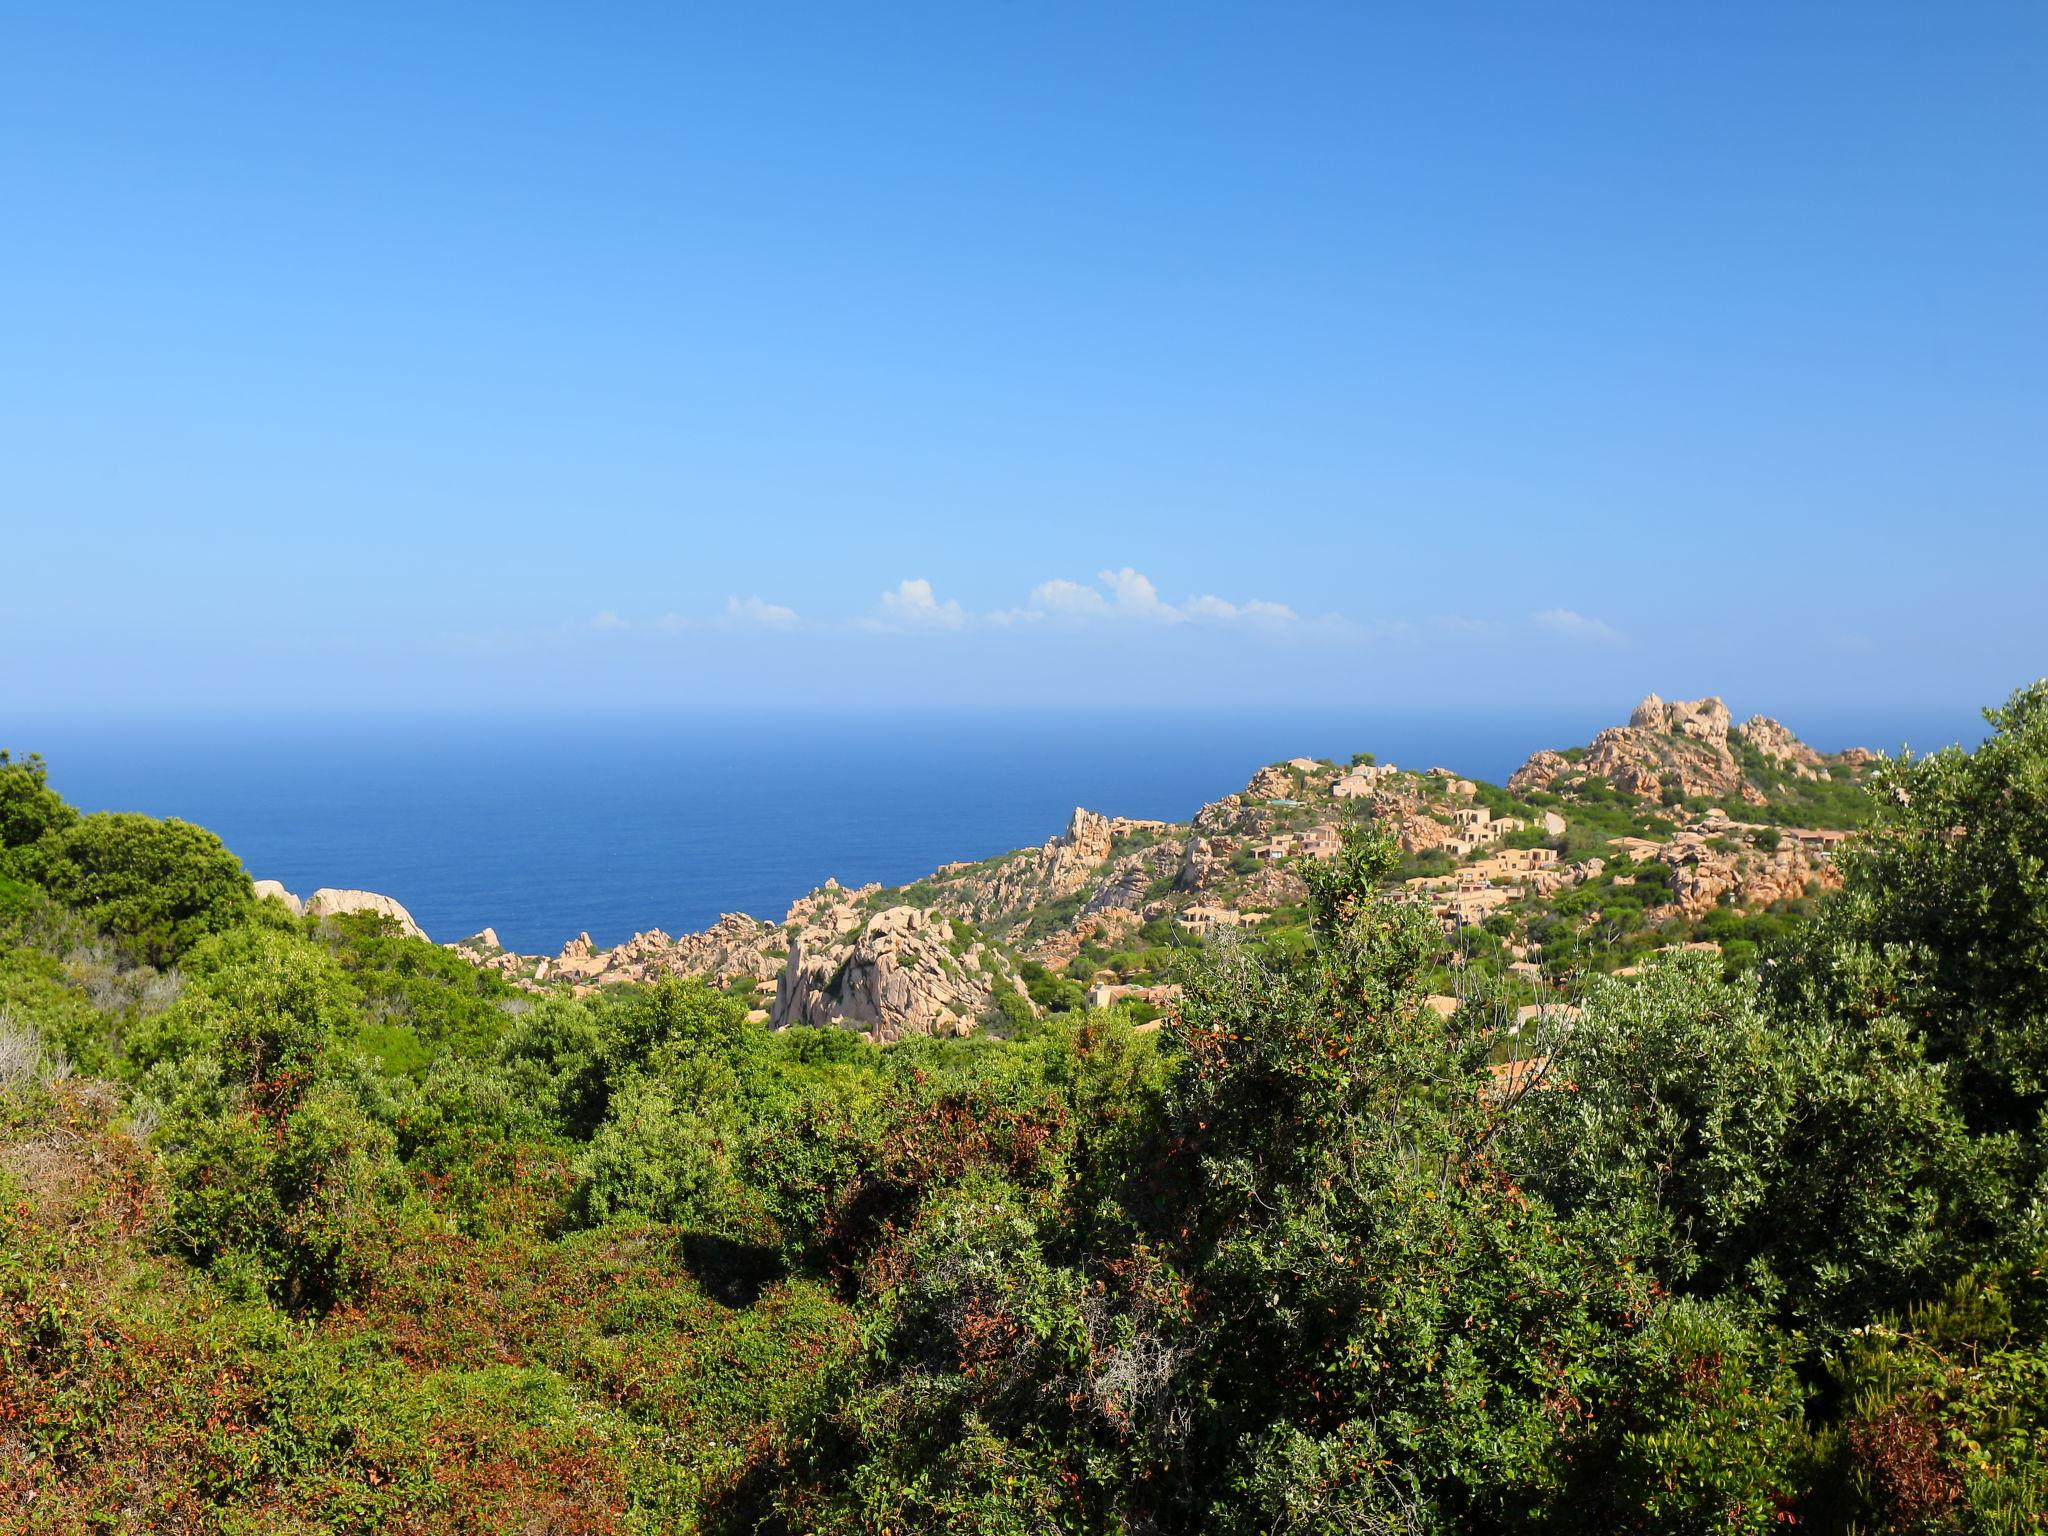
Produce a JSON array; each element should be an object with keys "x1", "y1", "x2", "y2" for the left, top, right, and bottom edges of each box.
[{"x1": 2, "y1": 687, "x2": 2046, "y2": 1530}]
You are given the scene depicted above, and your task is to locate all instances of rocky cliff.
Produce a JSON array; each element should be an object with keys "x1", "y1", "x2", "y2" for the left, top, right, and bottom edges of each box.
[{"x1": 769, "y1": 904, "x2": 1027, "y2": 1043}]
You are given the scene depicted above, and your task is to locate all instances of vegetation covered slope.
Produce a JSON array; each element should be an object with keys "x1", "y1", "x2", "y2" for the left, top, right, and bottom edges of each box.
[{"x1": 1, "y1": 682, "x2": 2046, "y2": 1532}]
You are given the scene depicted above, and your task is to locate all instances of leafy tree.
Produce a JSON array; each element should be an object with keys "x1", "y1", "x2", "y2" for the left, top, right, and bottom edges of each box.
[
  {"x1": 26, "y1": 811, "x2": 253, "y2": 965},
  {"x1": 1788, "y1": 680, "x2": 2048, "y2": 1144},
  {"x1": 1514, "y1": 954, "x2": 1990, "y2": 1337},
  {"x1": 0, "y1": 749, "x2": 76, "y2": 852}
]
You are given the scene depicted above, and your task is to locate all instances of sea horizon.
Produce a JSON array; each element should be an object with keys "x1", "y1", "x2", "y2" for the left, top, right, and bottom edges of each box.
[{"x1": 5, "y1": 699, "x2": 1993, "y2": 954}]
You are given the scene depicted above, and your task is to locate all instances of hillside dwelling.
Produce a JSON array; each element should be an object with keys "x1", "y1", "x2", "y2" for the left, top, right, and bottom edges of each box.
[
  {"x1": 1084, "y1": 981, "x2": 1184, "y2": 1011},
  {"x1": 1287, "y1": 757, "x2": 1320, "y2": 772},
  {"x1": 1452, "y1": 806, "x2": 1492, "y2": 829},
  {"x1": 1296, "y1": 825, "x2": 1343, "y2": 860},
  {"x1": 1176, "y1": 904, "x2": 1250, "y2": 934},
  {"x1": 1437, "y1": 886, "x2": 1513, "y2": 931},
  {"x1": 1512, "y1": 1002, "x2": 1582, "y2": 1032},
  {"x1": 1253, "y1": 834, "x2": 1298, "y2": 861},
  {"x1": 1332, "y1": 763, "x2": 1399, "y2": 799}
]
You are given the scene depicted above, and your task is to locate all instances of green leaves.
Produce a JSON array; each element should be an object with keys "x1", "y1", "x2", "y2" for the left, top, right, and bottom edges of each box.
[{"x1": 24, "y1": 810, "x2": 253, "y2": 967}]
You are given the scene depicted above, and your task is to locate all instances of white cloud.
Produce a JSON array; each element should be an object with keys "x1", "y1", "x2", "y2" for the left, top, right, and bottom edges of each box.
[
  {"x1": 725, "y1": 595, "x2": 801, "y2": 630},
  {"x1": 877, "y1": 578, "x2": 965, "y2": 630},
  {"x1": 1026, "y1": 577, "x2": 1110, "y2": 620},
  {"x1": 1099, "y1": 566, "x2": 1180, "y2": 622},
  {"x1": 591, "y1": 610, "x2": 629, "y2": 632},
  {"x1": 1019, "y1": 569, "x2": 1296, "y2": 627},
  {"x1": 1533, "y1": 608, "x2": 1625, "y2": 646}
]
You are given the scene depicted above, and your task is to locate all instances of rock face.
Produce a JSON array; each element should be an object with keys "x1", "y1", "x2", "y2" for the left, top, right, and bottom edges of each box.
[
  {"x1": 1244, "y1": 764, "x2": 1298, "y2": 801},
  {"x1": 251, "y1": 879, "x2": 304, "y2": 917},
  {"x1": 1662, "y1": 832, "x2": 1845, "y2": 918},
  {"x1": 1733, "y1": 715, "x2": 1827, "y2": 776},
  {"x1": 305, "y1": 888, "x2": 426, "y2": 940},
  {"x1": 1511, "y1": 694, "x2": 1757, "y2": 804},
  {"x1": 1512, "y1": 693, "x2": 1862, "y2": 809},
  {"x1": 1507, "y1": 751, "x2": 1571, "y2": 796},
  {"x1": 528, "y1": 913, "x2": 785, "y2": 993},
  {"x1": 770, "y1": 904, "x2": 1021, "y2": 1043},
  {"x1": 927, "y1": 807, "x2": 1164, "y2": 927},
  {"x1": 1629, "y1": 692, "x2": 1733, "y2": 745}
]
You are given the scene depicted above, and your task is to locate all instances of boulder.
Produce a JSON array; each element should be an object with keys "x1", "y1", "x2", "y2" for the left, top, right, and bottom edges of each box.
[
  {"x1": 305, "y1": 888, "x2": 425, "y2": 940},
  {"x1": 251, "y1": 879, "x2": 304, "y2": 917}
]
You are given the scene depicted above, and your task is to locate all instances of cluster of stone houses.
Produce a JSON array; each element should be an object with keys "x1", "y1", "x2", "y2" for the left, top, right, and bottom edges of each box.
[
  {"x1": 1445, "y1": 804, "x2": 1524, "y2": 858},
  {"x1": 1392, "y1": 845, "x2": 1603, "y2": 935},
  {"x1": 1332, "y1": 761, "x2": 1400, "y2": 799},
  {"x1": 1253, "y1": 823, "x2": 1344, "y2": 862},
  {"x1": 1175, "y1": 902, "x2": 1260, "y2": 935}
]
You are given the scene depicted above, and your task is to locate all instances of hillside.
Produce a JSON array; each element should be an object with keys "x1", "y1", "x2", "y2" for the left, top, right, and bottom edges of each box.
[
  {"x1": 389, "y1": 693, "x2": 1881, "y2": 1041},
  {"x1": 2, "y1": 684, "x2": 2046, "y2": 1530}
]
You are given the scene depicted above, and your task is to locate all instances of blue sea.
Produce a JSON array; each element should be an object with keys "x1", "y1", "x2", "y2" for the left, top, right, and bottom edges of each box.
[{"x1": 7, "y1": 706, "x2": 1988, "y2": 955}]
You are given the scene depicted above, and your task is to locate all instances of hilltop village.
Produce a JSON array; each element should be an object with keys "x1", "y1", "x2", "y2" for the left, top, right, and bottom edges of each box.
[{"x1": 257, "y1": 693, "x2": 1878, "y2": 1043}]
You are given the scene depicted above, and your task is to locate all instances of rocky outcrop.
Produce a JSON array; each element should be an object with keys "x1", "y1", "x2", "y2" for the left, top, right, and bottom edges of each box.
[
  {"x1": 1510, "y1": 694, "x2": 1758, "y2": 804},
  {"x1": 1630, "y1": 693, "x2": 1732, "y2": 745},
  {"x1": 1396, "y1": 815, "x2": 1454, "y2": 856},
  {"x1": 925, "y1": 808, "x2": 1139, "y2": 927},
  {"x1": 251, "y1": 879, "x2": 304, "y2": 917},
  {"x1": 771, "y1": 904, "x2": 1022, "y2": 1043},
  {"x1": 1666, "y1": 840, "x2": 1843, "y2": 918},
  {"x1": 1508, "y1": 751, "x2": 1571, "y2": 796},
  {"x1": 1733, "y1": 715, "x2": 1828, "y2": 777},
  {"x1": 305, "y1": 888, "x2": 426, "y2": 940},
  {"x1": 1244, "y1": 764, "x2": 1299, "y2": 801},
  {"x1": 1511, "y1": 693, "x2": 1867, "y2": 810},
  {"x1": 533, "y1": 913, "x2": 785, "y2": 993}
]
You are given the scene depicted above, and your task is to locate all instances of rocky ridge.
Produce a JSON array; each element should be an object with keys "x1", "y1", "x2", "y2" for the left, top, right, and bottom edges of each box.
[
  {"x1": 282, "y1": 691, "x2": 1875, "y2": 1045},
  {"x1": 1508, "y1": 693, "x2": 1849, "y2": 804}
]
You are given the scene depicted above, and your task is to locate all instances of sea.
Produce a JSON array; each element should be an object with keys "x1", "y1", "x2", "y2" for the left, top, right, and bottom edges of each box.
[{"x1": 6, "y1": 706, "x2": 1989, "y2": 956}]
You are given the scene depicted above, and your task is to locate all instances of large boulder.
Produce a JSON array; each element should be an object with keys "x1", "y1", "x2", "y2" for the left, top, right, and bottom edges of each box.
[
  {"x1": 251, "y1": 879, "x2": 304, "y2": 917},
  {"x1": 305, "y1": 888, "x2": 426, "y2": 940}
]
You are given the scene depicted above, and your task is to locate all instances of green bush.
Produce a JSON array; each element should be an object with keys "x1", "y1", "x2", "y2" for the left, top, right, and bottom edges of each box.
[{"x1": 26, "y1": 811, "x2": 253, "y2": 965}]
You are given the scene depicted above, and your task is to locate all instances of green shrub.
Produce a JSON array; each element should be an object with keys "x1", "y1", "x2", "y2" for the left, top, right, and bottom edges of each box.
[{"x1": 26, "y1": 811, "x2": 253, "y2": 966}]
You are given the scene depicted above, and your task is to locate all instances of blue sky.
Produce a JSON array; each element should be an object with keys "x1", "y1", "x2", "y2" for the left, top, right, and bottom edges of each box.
[{"x1": 3, "y1": 3, "x2": 2043, "y2": 718}]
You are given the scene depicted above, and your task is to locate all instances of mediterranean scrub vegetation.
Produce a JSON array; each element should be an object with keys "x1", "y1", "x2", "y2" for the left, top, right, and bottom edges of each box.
[{"x1": 2, "y1": 688, "x2": 2047, "y2": 1532}]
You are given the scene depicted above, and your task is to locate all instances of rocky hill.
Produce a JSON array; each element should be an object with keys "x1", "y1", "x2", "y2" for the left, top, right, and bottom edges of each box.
[
  {"x1": 297, "y1": 692, "x2": 1884, "y2": 1041},
  {"x1": 1509, "y1": 692, "x2": 1870, "y2": 809}
]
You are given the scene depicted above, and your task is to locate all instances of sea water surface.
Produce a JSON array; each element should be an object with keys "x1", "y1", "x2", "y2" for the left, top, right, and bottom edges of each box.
[{"x1": 8, "y1": 706, "x2": 1987, "y2": 955}]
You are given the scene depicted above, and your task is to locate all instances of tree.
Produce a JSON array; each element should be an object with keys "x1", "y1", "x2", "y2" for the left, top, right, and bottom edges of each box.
[
  {"x1": 26, "y1": 811, "x2": 252, "y2": 965},
  {"x1": 0, "y1": 749, "x2": 76, "y2": 852},
  {"x1": 1785, "y1": 679, "x2": 2048, "y2": 1146}
]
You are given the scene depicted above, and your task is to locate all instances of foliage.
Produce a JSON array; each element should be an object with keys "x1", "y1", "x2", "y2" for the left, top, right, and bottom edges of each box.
[
  {"x1": 6, "y1": 689, "x2": 2048, "y2": 1530},
  {"x1": 21, "y1": 809, "x2": 253, "y2": 966},
  {"x1": 0, "y1": 749, "x2": 77, "y2": 852}
]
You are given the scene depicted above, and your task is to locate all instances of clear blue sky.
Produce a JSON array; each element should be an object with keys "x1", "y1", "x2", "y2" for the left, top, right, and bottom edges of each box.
[{"x1": 4, "y1": 3, "x2": 2043, "y2": 720}]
